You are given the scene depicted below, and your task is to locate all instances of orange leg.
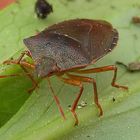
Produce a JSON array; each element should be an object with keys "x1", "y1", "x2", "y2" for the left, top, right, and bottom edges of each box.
[
  {"x1": 3, "y1": 60, "x2": 35, "y2": 69},
  {"x1": 0, "y1": 73, "x2": 30, "y2": 78},
  {"x1": 3, "y1": 60, "x2": 37, "y2": 93},
  {"x1": 0, "y1": 73, "x2": 38, "y2": 93},
  {"x1": 3, "y1": 50, "x2": 34, "y2": 69},
  {"x1": 2, "y1": 52, "x2": 37, "y2": 93},
  {"x1": 16, "y1": 50, "x2": 32, "y2": 64},
  {"x1": 0, "y1": 72, "x2": 38, "y2": 92},
  {"x1": 20, "y1": 65, "x2": 38, "y2": 93},
  {"x1": 74, "y1": 65, "x2": 128, "y2": 90},
  {"x1": 66, "y1": 73, "x2": 103, "y2": 116},
  {"x1": 47, "y1": 78, "x2": 66, "y2": 120},
  {"x1": 58, "y1": 75, "x2": 83, "y2": 125}
]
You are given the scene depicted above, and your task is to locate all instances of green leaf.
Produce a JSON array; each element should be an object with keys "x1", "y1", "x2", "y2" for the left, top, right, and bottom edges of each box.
[{"x1": 0, "y1": 0, "x2": 140, "y2": 140}]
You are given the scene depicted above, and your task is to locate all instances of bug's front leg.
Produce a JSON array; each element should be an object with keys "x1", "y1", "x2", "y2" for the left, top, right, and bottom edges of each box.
[
  {"x1": 3, "y1": 50, "x2": 32, "y2": 65},
  {"x1": 2, "y1": 52, "x2": 38, "y2": 93},
  {"x1": 16, "y1": 50, "x2": 32, "y2": 64},
  {"x1": 47, "y1": 78, "x2": 66, "y2": 121}
]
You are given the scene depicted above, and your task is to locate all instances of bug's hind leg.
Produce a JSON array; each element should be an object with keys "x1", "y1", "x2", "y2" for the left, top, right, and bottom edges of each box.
[
  {"x1": 110, "y1": 66, "x2": 128, "y2": 89},
  {"x1": 74, "y1": 65, "x2": 128, "y2": 90}
]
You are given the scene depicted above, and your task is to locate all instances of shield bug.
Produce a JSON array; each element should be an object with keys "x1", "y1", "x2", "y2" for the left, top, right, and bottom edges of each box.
[
  {"x1": 35, "y1": 0, "x2": 53, "y2": 19},
  {"x1": 1, "y1": 19, "x2": 128, "y2": 125}
]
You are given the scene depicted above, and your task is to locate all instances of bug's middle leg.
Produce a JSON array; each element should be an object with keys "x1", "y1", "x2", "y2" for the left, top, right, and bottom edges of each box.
[
  {"x1": 57, "y1": 75, "x2": 83, "y2": 125},
  {"x1": 66, "y1": 73, "x2": 103, "y2": 116}
]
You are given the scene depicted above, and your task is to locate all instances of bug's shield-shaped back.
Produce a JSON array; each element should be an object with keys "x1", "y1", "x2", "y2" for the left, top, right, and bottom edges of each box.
[
  {"x1": 23, "y1": 32, "x2": 89, "y2": 77},
  {"x1": 46, "y1": 19, "x2": 119, "y2": 62}
]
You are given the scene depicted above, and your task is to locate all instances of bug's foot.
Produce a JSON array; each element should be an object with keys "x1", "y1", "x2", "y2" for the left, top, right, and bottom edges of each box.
[
  {"x1": 119, "y1": 85, "x2": 128, "y2": 90},
  {"x1": 27, "y1": 83, "x2": 39, "y2": 93},
  {"x1": 98, "y1": 108, "x2": 103, "y2": 117},
  {"x1": 28, "y1": 88, "x2": 35, "y2": 93},
  {"x1": 96, "y1": 102, "x2": 103, "y2": 117},
  {"x1": 112, "y1": 83, "x2": 128, "y2": 91},
  {"x1": 71, "y1": 110, "x2": 79, "y2": 126}
]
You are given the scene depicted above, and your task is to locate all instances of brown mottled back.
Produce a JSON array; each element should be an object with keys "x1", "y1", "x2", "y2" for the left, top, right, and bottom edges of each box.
[{"x1": 23, "y1": 19, "x2": 118, "y2": 77}]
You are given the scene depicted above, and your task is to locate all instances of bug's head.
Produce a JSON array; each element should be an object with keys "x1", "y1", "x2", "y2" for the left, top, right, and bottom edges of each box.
[
  {"x1": 35, "y1": 56, "x2": 60, "y2": 78},
  {"x1": 23, "y1": 34, "x2": 46, "y2": 55}
]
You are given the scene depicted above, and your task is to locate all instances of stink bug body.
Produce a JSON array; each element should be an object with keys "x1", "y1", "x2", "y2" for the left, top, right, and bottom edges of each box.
[{"x1": 1, "y1": 19, "x2": 128, "y2": 125}]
